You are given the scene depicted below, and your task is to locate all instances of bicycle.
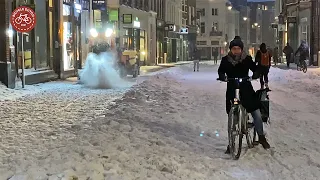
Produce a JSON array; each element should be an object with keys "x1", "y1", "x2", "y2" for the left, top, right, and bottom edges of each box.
[
  {"x1": 296, "y1": 59, "x2": 307, "y2": 73},
  {"x1": 218, "y1": 76, "x2": 255, "y2": 160}
]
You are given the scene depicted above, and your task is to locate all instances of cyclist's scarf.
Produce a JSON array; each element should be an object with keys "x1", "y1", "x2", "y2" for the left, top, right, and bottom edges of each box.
[{"x1": 227, "y1": 51, "x2": 247, "y2": 66}]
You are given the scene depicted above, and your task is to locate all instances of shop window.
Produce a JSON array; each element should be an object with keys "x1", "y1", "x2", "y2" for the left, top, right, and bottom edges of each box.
[
  {"x1": 140, "y1": 37, "x2": 145, "y2": 61},
  {"x1": 63, "y1": 4, "x2": 71, "y2": 16},
  {"x1": 34, "y1": 0, "x2": 49, "y2": 69},
  {"x1": 49, "y1": 11, "x2": 53, "y2": 64},
  {"x1": 49, "y1": 0, "x2": 53, "y2": 7},
  {"x1": 140, "y1": 30, "x2": 145, "y2": 37},
  {"x1": 200, "y1": 22, "x2": 205, "y2": 34},
  {"x1": 197, "y1": 41, "x2": 207, "y2": 45}
]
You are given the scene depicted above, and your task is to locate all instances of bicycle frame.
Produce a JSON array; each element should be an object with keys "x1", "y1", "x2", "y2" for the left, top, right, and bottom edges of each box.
[{"x1": 219, "y1": 77, "x2": 254, "y2": 159}]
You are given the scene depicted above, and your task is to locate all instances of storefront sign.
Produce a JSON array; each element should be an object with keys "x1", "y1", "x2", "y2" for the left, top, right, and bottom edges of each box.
[
  {"x1": 165, "y1": 24, "x2": 175, "y2": 31},
  {"x1": 179, "y1": 28, "x2": 188, "y2": 34},
  {"x1": 92, "y1": 0, "x2": 105, "y2": 10},
  {"x1": 123, "y1": 14, "x2": 132, "y2": 24},
  {"x1": 109, "y1": 9, "x2": 119, "y2": 21},
  {"x1": 287, "y1": 16, "x2": 297, "y2": 23},
  {"x1": 10, "y1": 6, "x2": 36, "y2": 33},
  {"x1": 133, "y1": 17, "x2": 140, "y2": 28}
]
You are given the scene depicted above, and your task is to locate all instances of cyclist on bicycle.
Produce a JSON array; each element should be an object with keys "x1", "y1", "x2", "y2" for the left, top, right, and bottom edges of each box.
[
  {"x1": 295, "y1": 40, "x2": 309, "y2": 65},
  {"x1": 217, "y1": 37, "x2": 270, "y2": 153}
]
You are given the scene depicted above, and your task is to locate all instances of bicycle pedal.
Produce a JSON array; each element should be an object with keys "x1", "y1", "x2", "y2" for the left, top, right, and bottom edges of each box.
[{"x1": 252, "y1": 141, "x2": 259, "y2": 146}]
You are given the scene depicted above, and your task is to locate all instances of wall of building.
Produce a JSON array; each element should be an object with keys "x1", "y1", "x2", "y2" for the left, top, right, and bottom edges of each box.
[
  {"x1": 165, "y1": 0, "x2": 181, "y2": 27},
  {"x1": 249, "y1": 1, "x2": 276, "y2": 55},
  {"x1": 262, "y1": 8, "x2": 276, "y2": 48},
  {"x1": 239, "y1": 6, "x2": 250, "y2": 47},
  {"x1": 119, "y1": 5, "x2": 157, "y2": 65},
  {"x1": 196, "y1": 0, "x2": 239, "y2": 59},
  {"x1": 311, "y1": 0, "x2": 320, "y2": 65}
]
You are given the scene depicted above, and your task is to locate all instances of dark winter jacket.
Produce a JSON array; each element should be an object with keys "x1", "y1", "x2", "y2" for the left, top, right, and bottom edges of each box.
[
  {"x1": 255, "y1": 43, "x2": 272, "y2": 68},
  {"x1": 193, "y1": 50, "x2": 201, "y2": 60},
  {"x1": 295, "y1": 45, "x2": 309, "y2": 61},
  {"x1": 283, "y1": 45, "x2": 293, "y2": 56},
  {"x1": 218, "y1": 53, "x2": 261, "y2": 114}
]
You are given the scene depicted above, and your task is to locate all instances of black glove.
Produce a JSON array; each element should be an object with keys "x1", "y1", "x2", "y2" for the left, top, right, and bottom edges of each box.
[
  {"x1": 217, "y1": 74, "x2": 227, "y2": 81},
  {"x1": 252, "y1": 71, "x2": 260, "y2": 80}
]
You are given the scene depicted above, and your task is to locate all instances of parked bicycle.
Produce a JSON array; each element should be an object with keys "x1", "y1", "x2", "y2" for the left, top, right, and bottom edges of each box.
[{"x1": 217, "y1": 76, "x2": 255, "y2": 160}]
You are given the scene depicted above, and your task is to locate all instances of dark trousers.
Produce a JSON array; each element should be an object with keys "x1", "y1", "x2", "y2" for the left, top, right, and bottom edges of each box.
[
  {"x1": 213, "y1": 56, "x2": 218, "y2": 64},
  {"x1": 286, "y1": 54, "x2": 291, "y2": 67},
  {"x1": 260, "y1": 66, "x2": 269, "y2": 87}
]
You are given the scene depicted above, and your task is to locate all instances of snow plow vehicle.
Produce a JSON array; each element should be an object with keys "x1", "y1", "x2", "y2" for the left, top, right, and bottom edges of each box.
[{"x1": 89, "y1": 28, "x2": 114, "y2": 54}]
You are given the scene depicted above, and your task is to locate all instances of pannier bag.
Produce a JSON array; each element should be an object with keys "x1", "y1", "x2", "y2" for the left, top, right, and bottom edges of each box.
[{"x1": 256, "y1": 89, "x2": 270, "y2": 123}]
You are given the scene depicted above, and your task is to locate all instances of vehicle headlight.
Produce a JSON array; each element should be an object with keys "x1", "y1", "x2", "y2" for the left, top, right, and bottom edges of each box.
[
  {"x1": 105, "y1": 28, "x2": 113, "y2": 37},
  {"x1": 90, "y1": 28, "x2": 98, "y2": 38}
]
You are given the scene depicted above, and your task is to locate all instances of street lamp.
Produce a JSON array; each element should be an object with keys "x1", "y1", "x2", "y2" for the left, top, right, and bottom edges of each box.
[
  {"x1": 243, "y1": 17, "x2": 248, "y2": 21},
  {"x1": 228, "y1": 6, "x2": 232, "y2": 10},
  {"x1": 254, "y1": 23, "x2": 258, "y2": 27}
]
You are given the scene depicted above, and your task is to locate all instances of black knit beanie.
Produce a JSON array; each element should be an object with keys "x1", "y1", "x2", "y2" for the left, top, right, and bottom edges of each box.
[
  {"x1": 234, "y1": 36, "x2": 241, "y2": 40},
  {"x1": 229, "y1": 39, "x2": 244, "y2": 50}
]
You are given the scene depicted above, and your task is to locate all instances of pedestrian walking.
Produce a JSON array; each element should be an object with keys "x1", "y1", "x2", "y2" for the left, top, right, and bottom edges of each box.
[
  {"x1": 213, "y1": 48, "x2": 219, "y2": 64},
  {"x1": 193, "y1": 48, "x2": 200, "y2": 72},
  {"x1": 283, "y1": 43, "x2": 294, "y2": 68},
  {"x1": 255, "y1": 43, "x2": 272, "y2": 90}
]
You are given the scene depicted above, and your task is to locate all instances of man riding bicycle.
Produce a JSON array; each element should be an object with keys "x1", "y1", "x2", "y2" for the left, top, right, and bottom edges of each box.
[
  {"x1": 295, "y1": 40, "x2": 309, "y2": 66},
  {"x1": 217, "y1": 37, "x2": 270, "y2": 153}
]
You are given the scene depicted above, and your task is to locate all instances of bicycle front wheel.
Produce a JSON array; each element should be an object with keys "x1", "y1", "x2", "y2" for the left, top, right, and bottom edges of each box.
[
  {"x1": 302, "y1": 61, "x2": 307, "y2": 73},
  {"x1": 228, "y1": 106, "x2": 243, "y2": 160}
]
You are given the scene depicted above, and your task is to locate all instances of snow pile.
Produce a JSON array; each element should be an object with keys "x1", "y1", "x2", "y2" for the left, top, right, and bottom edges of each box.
[
  {"x1": 2, "y1": 64, "x2": 320, "y2": 179},
  {"x1": 0, "y1": 83, "x2": 41, "y2": 101},
  {"x1": 79, "y1": 52, "x2": 132, "y2": 89}
]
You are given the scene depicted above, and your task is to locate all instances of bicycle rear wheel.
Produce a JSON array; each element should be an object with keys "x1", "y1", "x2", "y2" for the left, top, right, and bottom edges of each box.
[{"x1": 228, "y1": 106, "x2": 243, "y2": 160}]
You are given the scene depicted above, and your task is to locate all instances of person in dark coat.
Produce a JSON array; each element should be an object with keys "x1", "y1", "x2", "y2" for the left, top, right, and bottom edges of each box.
[
  {"x1": 218, "y1": 38, "x2": 270, "y2": 152},
  {"x1": 193, "y1": 48, "x2": 200, "y2": 71},
  {"x1": 213, "y1": 48, "x2": 219, "y2": 64},
  {"x1": 255, "y1": 43, "x2": 272, "y2": 90},
  {"x1": 295, "y1": 40, "x2": 309, "y2": 65},
  {"x1": 283, "y1": 43, "x2": 294, "y2": 68}
]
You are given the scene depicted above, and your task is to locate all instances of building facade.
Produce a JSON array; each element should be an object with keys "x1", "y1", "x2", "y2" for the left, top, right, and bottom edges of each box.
[
  {"x1": 118, "y1": 0, "x2": 157, "y2": 65},
  {"x1": 196, "y1": 0, "x2": 239, "y2": 60},
  {"x1": 311, "y1": 0, "x2": 319, "y2": 65},
  {"x1": 0, "y1": 0, "x2": 92, "y2": 88},
  {"x1": 248, "y1": 0, "x2": 275, "y2": 56},
  {"x1": 275, "y1": 0, "x2": 314, "y2": 64},
  {"x1": 163, "y1": 0, "x2": 183, "y2": 63},
  {"x1": 239, "y1": 5, "x2": 251, "y2": 49},
  {"x1": 0, "y1": 0, "x2": 160, "y2": 88}
]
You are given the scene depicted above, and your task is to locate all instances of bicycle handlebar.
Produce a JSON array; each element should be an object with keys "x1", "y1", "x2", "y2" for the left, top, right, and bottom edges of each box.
[{"x1": 217, "y1": 76, "x2": 252, "y2": 82}]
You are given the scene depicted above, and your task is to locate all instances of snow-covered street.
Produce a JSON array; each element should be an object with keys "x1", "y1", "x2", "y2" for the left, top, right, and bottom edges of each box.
[{"x1": 1, "y1": 63, "x2": 320, "y2": 180}]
